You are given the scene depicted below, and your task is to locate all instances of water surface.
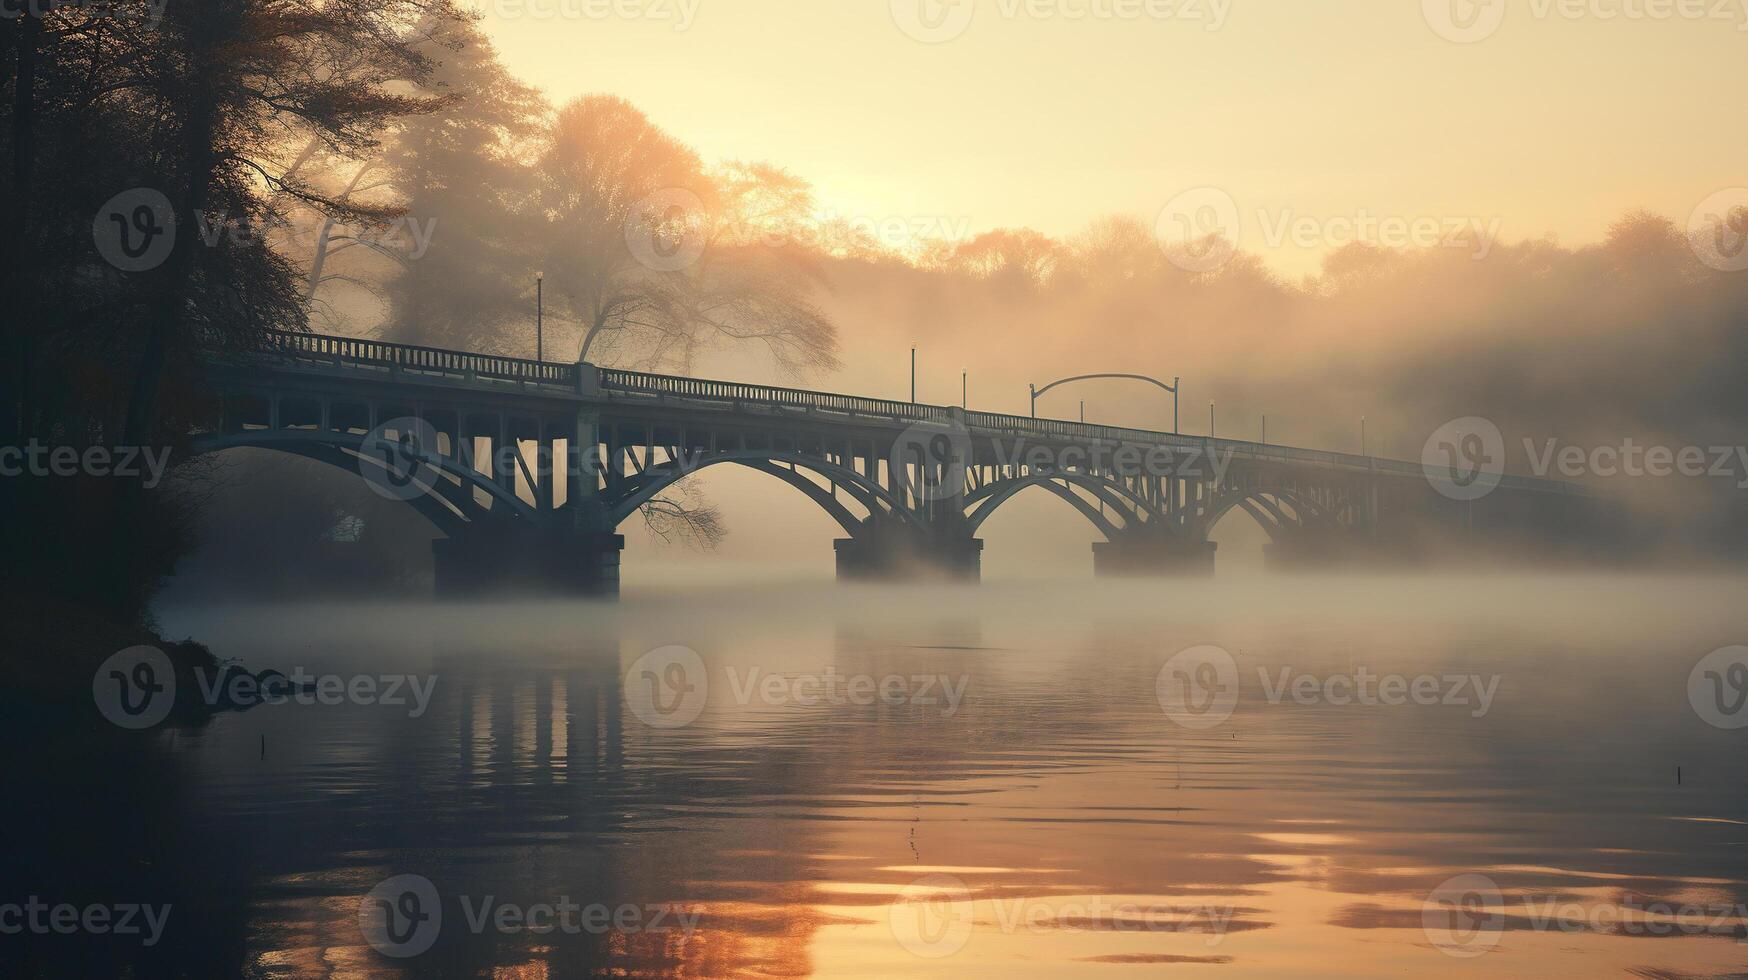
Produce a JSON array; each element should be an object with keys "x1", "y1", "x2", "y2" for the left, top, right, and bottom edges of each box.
[{"x1": 11, "y1": 573, "x2": 1748, "y2": 977}]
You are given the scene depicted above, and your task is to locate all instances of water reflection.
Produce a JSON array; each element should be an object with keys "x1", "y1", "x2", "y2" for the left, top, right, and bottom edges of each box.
[{"x1": 7, "y1": 574, "x2": 1748, "y2": 977}]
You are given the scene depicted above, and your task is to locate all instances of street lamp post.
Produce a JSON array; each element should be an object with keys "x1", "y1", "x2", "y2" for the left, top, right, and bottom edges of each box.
[
  {"x1": 535, "y1": 272, "x2": 544, "y2": 362},
  {"x1": 1209, "y1": 400, "x2": 1215, "y2": 439},
  {"x1": 962, "y1": 368, "x2": 967, "y2": 409},
  {"x1": 910, "y1": 346, "x2": 916, "y2": 404},
  {"x1": 1361, "y1": 416, "x2": 1368, "y2": 457},
  {"x1": 1029, "y1": 373, "x2": 1180, "y2": 433}
]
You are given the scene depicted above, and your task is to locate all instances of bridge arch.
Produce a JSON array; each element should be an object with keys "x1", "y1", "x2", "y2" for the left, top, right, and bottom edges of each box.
[
  {"x1": 605, "y1": 450, "x2": 926, "y2": 537},
  {"x1": 963, "y1": 471, "x2": 1168, "y2": 540},
  {"x1": 1189, "y1": 486, "x2": 1337, "y2": 544},
  {"x1": 188, "y1": 429, "x2": 538, "y2": 538}
]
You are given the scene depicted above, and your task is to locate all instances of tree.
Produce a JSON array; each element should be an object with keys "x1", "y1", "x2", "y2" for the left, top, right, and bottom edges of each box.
[
  {"x1": 375, "y1": 13, "x2": 547, "y2": 353},
  {"x1": 536, "y1": 96, "x2": 839, "y2": 377},
  {"x1": 930, "y1": 228, "x2": 1064, "y2": 289},
  {"x1": 119, "y1": 0, "x2": 465, "y2": 445}
]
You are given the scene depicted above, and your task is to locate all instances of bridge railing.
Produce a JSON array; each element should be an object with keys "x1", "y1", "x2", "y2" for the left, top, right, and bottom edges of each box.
[
  {"x1": 225, "y1": 331, "x2": 1582, "y2": 494},
  {"x1": 259, "y1": 330, "x2": 578, "y2": 388},
  {"x1": 599, "y1": 368, "x2": 957, "y2": 423}
]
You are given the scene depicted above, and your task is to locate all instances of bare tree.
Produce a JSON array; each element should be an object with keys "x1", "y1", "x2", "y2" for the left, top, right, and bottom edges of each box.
[
  {"x1": 536, "y1": 96, "x2": 839, "y2": 378},
  {"x1": 637, "y1": 483, "x2": 726, "y2": 549}
]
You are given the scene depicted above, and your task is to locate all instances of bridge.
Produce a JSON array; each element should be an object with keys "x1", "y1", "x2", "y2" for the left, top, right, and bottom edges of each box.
[{"x1": 191, "y1": 331, "x2": 1595, "y2": 595}]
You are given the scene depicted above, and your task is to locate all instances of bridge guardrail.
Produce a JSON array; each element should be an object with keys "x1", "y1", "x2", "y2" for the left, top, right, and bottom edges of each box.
[
  {"x1": 608, "y1": 372, "x2": 1583, "y2": 494},
  {"x1": 260, "y1": 330, "x2": 579, "y2": 388},
  {"x1": 230, "y1": 330, "x2": 1585, "y2": 496},
  {"x1": 598, "y1": 367, "x2": 957, "y2": 423}
]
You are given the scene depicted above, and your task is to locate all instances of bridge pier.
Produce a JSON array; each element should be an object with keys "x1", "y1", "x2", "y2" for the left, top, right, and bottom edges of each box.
[
  {"x1": 835, "y1": 532, "x2": 983, "y2": 582},
  {"x1": 1091, "y1": 534, "x2": 1217, "y2": 577},
  {"x1": 433, "y1": 529, "x2": 625, "y2": 598}
]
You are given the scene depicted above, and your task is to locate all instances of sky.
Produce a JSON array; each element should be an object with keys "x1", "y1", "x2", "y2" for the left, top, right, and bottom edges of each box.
[{"x1": 472, "y1": 0, "x2": 1748, "y2": 276}]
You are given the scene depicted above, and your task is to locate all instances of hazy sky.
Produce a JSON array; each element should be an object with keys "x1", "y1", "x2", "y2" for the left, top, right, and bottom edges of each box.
[{"x1": 475, "y1": 0, "x2": 1744, "y2": 273}]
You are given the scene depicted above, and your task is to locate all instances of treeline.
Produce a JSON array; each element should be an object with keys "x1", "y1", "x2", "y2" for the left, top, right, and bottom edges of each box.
[
  {"x1": 0, "y1": 5, "x2": 843, "y2": 613},
  {"x1": 7, "y1": 2, "x2": 1747, "y2": 609}
]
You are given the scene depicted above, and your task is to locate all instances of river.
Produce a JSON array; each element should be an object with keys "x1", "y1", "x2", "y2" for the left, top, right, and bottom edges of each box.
[{"x1": 10, "y1": 572, "x2": 1748, "y2": 977}]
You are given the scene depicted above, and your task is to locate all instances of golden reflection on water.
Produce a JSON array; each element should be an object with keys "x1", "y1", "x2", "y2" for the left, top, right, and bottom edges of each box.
[{"x1": 144, "y1": 574, "x2": 1748, "y2": 978}]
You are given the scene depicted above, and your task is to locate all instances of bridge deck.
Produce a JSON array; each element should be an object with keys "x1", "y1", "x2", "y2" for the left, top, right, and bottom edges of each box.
[{"x1": 237, "y1": 330, "x2": 1583, "y2": 496}]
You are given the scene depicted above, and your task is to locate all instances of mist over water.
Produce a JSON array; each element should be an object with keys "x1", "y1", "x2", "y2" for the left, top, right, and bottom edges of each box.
[{"x1": 14, "y1": 572, "x2": 1747, "y2": 977}]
